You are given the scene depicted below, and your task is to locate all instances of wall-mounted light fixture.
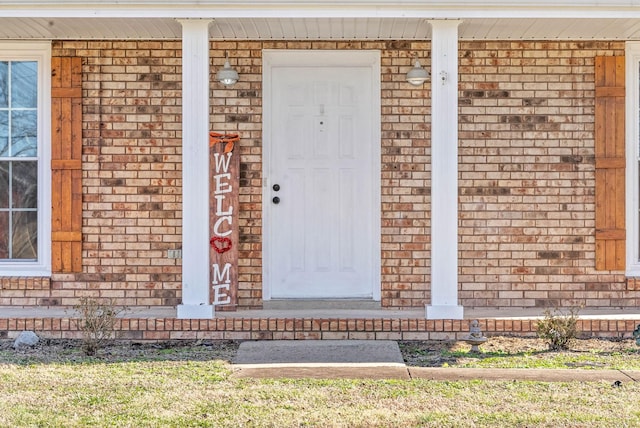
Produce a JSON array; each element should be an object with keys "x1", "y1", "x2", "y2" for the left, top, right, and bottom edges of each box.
[
  {"x1": 216, "y1": 53, "x2": 239, "y2": 86},
  {"x1": 406, "y1": 57, "x2": 430, "y2": 86}
]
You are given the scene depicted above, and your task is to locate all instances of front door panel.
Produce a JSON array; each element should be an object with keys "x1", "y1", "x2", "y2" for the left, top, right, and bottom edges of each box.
[{"x1": 268, "y1": 64, "x2": 375, "y2": 299}]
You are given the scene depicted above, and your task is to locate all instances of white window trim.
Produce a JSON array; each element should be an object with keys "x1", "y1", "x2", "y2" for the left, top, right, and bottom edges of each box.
[
  {"x1": 626, "y1": 42, "x2": 640, "y2": 276},
  {"x1": 0, "y1": 41, "x2": 51, "y2": 277}
]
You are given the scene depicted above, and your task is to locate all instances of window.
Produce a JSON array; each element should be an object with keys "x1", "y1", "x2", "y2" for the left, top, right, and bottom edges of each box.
[
  {"x1": 0, "y1": 42, "x2": 50, "y2": 276},
  {"x1": 626, "y1": 43, "x2": 640, "y2": 275}
]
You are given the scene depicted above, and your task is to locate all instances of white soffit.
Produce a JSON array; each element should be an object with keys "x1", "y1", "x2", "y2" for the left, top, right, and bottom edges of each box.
[
  {"x1": 2, "y1": 17, "x2": 640, "y2": 40},
  {"x1": 3, "y1": 1, "x2": 640, "y2": 40}
]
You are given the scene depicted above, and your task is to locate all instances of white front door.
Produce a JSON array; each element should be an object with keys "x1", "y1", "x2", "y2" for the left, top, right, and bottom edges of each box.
[{"x1": 264, "y1": 50, "x2": 380, "y2": 300}]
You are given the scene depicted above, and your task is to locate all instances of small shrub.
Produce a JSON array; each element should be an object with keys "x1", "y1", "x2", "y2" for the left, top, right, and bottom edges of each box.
[
  {"x1": 536, "y1": 307, "x2": 579, "y2": 350},
  {"x1": 74, "y1": 298, "x2": 126, "y2": 356}
]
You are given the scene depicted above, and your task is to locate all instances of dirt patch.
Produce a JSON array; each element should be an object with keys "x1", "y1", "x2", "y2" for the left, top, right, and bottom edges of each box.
[{"x1": 1, "y1": 336, "x2": 639, "y2": 367}]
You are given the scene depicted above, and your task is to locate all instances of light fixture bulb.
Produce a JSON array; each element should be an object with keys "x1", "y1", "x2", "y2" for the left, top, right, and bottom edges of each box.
[{"x1": 406, "y1": 59, "x2": 430, "y2": 86}]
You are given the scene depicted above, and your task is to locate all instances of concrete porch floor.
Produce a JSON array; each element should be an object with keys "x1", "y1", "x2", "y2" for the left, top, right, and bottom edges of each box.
[{"x1": 2, "y1": 306, "x2": 640, "y2": 320}]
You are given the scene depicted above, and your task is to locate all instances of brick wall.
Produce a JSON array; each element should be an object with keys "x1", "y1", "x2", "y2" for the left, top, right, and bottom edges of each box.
[
  {"x1": 458, "y1": 41, "x2": 635, "y2": 309},
  {"x1": 2, "y1": 39, "x2": 639, "y2": 311},
  {"x1": 52, "y1": 40, "x2": 184, "y2": 307}
]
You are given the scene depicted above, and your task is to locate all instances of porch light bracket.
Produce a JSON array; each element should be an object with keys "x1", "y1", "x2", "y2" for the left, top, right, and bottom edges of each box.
[{"x1": 439, "y1": 70, "x2": 448, "y2": 85}]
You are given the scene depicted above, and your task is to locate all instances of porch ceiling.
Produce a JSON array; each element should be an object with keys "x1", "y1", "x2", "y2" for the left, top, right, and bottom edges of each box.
[{"x1": 2, "y1": 17, "x2": 640, "y2": 40}]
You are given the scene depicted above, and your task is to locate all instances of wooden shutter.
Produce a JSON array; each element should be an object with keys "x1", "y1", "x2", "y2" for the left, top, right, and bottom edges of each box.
[
  {"x1": 51, "y1": 57, "x2": 82, "y2": 273},
  {"x1": 595, "y1": 56, "x2": 625, "y2": 271}
]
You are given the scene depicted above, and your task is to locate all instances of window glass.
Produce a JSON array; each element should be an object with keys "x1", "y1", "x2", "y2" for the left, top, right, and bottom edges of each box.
[
  {"x1": 11, "y1": 61, "x2": 37, "y2": 109},
  {"x1": 0, "y1": 59, "x2": 39, "y2": 262},
  {"x1": 11, "y1": 110, "x2": 37, "y2": 157},
  {"x1": 12, "y1": 210, "x2": 37, "y2": 259},
  {"x1": 12, "y1": 161, "x2": 37, "y2": 208},
  {"x1": 0, "y1": 161, "x2": 8, "y2": 208},
  {"x1": 0, "y1": 62, "x2": 7, "y2": 108},
  {"x1": 0, "y1": 211, "x2": 8, "y2": 258},
  {"x1": 0, "y1": 111, "x2": 7, "y2": 156}
]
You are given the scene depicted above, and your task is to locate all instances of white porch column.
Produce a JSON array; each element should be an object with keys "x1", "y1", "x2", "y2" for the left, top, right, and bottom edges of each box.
[
  {"x1": 177, "y1": 19, "x2": 214, "y2": 319},
  {"x1": 426, "y1": 20, "x2": 464, "y2": 320}
]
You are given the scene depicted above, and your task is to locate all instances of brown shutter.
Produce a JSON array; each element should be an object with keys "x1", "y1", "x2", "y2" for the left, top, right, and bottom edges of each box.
[
  {"x1": 595, "y1": 56, "x2": 625, "y2": 271},
  {"x1": 51, "y1": 57, "x2": 82, "y2": 273}
]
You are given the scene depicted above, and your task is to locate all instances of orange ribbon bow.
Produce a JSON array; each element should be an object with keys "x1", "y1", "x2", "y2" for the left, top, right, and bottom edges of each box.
[{"x1": 209, "y1": 132, "x2": 240, "y2": 153}]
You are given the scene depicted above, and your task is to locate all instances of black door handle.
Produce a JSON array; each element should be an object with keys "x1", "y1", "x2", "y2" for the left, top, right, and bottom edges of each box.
[{"x1": 272, "y1": 196, "x2": 280, "y2": 204}]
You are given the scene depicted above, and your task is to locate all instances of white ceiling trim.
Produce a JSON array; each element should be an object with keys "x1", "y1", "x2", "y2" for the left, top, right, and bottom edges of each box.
[{"x1": 3, "y1": 1, "x2": 640, "y2": 20}]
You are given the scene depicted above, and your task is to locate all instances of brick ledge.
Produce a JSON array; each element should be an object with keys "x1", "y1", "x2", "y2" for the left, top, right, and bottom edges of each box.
[{"x1": 1, "y1": 314, "x2": 639, "y2": 341}]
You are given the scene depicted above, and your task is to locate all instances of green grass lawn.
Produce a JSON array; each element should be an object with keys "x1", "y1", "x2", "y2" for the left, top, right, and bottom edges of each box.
[
  {"x1": 439, "y1": 348, "x2": 640, "y2": 370},
  {"x1": 1, "y1": 350, "x2": 640, "y2": 427}
]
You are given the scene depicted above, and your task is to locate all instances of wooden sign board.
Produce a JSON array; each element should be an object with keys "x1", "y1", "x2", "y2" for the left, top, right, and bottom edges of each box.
[{"x1": 209, "y1": 132, "x2": 239, "y2": 311}]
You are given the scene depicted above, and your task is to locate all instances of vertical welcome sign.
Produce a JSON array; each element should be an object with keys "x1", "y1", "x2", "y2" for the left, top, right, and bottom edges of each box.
[{"x1": 209, "y1": 132, "x2": 239, "y2": 310}]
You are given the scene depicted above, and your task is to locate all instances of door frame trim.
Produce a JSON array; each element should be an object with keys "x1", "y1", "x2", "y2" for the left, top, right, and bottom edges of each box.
[{"x1": 262, "y1": 49, "x2": 381, "y2": 301}]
